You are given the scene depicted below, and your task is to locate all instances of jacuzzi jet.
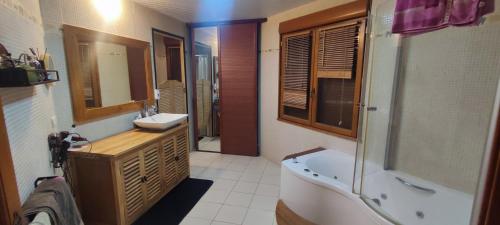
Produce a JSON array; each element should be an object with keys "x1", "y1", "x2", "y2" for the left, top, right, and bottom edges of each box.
[
  {"x1": 304, "y1": 168, "x2": 310, "y2": 172},
  {"x1": 416, "y1": 211, "x2": 424, "y2": 219},
  {"x1": 334, "y1": 176, "x2": 338, "y2": 179},
  {"x1": 381, "y1": 193, "x2": 387, "y2": 200},
  {"x1": 372, "y1": 198, "x2": 381, "y2": 207}
]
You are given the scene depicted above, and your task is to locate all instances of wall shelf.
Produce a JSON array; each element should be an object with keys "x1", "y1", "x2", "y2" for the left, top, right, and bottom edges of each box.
[{"x1": 0, "y1": 68, "x2": 60, "y2": 87}]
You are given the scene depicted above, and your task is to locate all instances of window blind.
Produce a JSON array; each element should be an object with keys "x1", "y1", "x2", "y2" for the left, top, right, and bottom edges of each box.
[
  {"x1": 282, "y1": 32, "x2": 312, "y2": 109},
  {"x1": 317, "y1": 22, "x2": 360, "y2": 79}
]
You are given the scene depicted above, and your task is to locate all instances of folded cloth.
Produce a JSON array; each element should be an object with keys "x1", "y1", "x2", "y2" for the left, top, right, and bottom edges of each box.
[
  {"x1": 16, "y1": 177, "x2": 83, "y2": 225},
  {"x1": 29, "y1": 212, "x2": 51, "y2": 225},
  {"x1": 392, "y1": 0, "x2": 495, "y2": 35}
]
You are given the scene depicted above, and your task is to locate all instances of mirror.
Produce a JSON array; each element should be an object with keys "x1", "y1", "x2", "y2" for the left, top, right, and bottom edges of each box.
[
  {"x1": 152, "y1": 30, "x2": 187, "y2": 115},
  {"x1": 193, "y1": 26, "x2": 221, "y2": 152},
  {"x1": 63, "y1": 25, "x2": 153, "y2": 124}
]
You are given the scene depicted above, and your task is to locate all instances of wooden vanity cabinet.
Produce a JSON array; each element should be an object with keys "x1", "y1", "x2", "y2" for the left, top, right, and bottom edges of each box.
[{"x1": 69, "y1": 123, "x2": 189, "y2": 225}]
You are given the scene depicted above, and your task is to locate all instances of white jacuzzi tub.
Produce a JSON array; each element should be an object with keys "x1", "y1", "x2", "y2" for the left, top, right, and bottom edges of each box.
[
  {"x1": 281, "y1": 149, "x2": 475, "y2": 225},
  {"x1": 280, "y1": 149, "x2": 391, "y2": 225}
]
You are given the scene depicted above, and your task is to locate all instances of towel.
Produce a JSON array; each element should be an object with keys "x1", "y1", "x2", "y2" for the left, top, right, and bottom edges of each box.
[
  {"x1": 29, "y1": 212, "x2": 51, "y2": 225},
  {"x1": 16, "y1": 177, "x2": 84, "y2": 225},
  {"x1": 392, "y1": 0, "x2": 495, "y2": 35}
]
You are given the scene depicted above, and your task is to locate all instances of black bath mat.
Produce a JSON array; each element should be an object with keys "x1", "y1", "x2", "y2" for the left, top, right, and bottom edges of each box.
[{"x1": 133, "y1": 178, "x2": 213, "y2": 225}]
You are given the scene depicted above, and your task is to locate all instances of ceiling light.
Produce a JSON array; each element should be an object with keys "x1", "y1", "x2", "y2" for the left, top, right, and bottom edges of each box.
[{"x1": 93, "y1": 0, "x2": 122, "y2": 22}]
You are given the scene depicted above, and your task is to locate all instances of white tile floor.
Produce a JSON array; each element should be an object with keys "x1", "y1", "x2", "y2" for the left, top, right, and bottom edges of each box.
[
  {"x1": 198, "y1": 137, "x2": 221, "y2": 152},
  {"x1": 182, "y1": 151, "x2": 281, "y2": 225}
]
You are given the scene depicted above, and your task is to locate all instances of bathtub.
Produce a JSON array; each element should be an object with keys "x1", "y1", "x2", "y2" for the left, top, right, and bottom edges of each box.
[
  {"x1": 360, "y1": 164, "x2": 474, "y2": 225},
  {"x1": 280, "y1": 149, "x2": 391, "y2": 225}
]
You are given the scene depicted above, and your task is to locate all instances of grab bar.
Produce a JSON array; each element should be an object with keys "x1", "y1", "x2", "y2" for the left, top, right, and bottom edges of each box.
[{"x1": 395, "y1": 177, "x2": 436, "y2": 194}]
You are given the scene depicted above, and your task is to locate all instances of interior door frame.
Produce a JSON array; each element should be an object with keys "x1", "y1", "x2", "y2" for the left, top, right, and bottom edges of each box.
[
  {"x1": 188, "y1": 19, "x2": 266, "y2": 152},
  {"x1": 151, "y1": 28, "x2": 189, "y2": 119},
  {"x1": 0, "y1": 98, "x2": 21, "y2": 225},
  {"x1": 477, "y1": 106, "x2": 500, "y2": 225}
]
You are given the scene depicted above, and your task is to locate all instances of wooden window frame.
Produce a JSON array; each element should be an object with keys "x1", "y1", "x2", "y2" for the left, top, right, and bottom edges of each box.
[
  {"x1": 278, "y1": 18, "x2": 366, "y2": 139},
  {"x1": 278, "y1": 30, "x2": 314, "y2": 127}
]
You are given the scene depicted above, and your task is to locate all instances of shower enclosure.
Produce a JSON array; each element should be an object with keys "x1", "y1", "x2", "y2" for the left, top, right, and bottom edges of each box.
[{"x1": 355, "y1": 0, "x2": 500, "y2": 225}]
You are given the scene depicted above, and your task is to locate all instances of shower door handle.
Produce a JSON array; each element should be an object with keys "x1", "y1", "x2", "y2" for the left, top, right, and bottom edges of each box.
[{"x1": 395, "y1": 177, "x2": 436, "y2": 194}]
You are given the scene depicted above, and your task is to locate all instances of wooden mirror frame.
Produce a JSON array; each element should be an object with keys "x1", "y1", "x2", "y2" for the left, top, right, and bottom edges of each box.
[{"x1": 63, "y1": 25, "x2": 154, "y2": 124}]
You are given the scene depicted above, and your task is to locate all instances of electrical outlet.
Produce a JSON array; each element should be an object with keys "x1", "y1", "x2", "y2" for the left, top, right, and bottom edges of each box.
[{"x1": 154, "y1": 89, "x2": 160, "y2": 100}]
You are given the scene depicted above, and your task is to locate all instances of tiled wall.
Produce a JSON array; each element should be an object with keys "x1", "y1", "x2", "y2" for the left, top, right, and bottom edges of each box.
[
  {"x1": 39, "y1": 0, "x2": 189, "y2": 141},
  {"x1": 360, "y1": 0, "x2": 500, "y2": 194},
  {"x1": 0, "y1": 0, "x2": 189, "y2": 202},
  {"x1": 391, "y1": 21, "x2": 500, "y2": 193},
  {"x1": 0, "y1": 0, "x2": 56, "y2": 202}
]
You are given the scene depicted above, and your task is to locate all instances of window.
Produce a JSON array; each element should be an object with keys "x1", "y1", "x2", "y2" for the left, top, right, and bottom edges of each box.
[{"x1": 278, "y1": 18, "x2": 366, "y2": 138}]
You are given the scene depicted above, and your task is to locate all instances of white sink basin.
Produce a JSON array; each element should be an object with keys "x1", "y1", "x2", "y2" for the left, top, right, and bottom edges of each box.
[{"x1": 133, "y1": 113, "x2": 188, "y2": 130}]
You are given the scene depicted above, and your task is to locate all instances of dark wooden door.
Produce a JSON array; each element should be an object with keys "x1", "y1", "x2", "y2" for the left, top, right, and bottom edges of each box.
[{"x1": 219, "y1": 23, "x2": 258, "y2": 156}]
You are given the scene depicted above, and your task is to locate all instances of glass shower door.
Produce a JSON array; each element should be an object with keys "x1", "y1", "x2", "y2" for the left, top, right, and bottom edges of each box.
[{"x1": 357, "y1": 0, "x2": 500, "y2": 225}]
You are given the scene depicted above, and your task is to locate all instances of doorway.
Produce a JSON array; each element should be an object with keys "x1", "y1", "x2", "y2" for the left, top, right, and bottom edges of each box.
[
  {"x1": 152, "y1": 29, "x2": 188, "y2": 115},
  {"x1": 191, "y1": 22, "x2": 260, "y2": 156},
  {"x1": 193, "y1": 27, "x2": 221, "y2": 152}
]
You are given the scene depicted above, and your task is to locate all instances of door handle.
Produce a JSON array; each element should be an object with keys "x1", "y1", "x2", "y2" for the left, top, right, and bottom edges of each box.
[{"x1": 396, "y1": 177, "x2": 436, "y2": 194}]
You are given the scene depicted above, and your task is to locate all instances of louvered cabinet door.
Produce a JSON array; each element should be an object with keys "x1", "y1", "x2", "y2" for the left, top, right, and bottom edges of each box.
[
  {"x1": 142, "y1": 144, "x2": 162, "y2": 203},
  {"x1": 161, "y1": 137, "x2": 178, "y2": 192},
  {"x1": 175, "y1": 129, "x2": 189, "y2": 180},
  {"x1": 119, "y1": 153, "x2": 144, "y2": 222}
]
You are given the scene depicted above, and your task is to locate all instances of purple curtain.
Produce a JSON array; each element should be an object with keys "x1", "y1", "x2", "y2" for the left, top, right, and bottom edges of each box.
[{"x1": 392, "y1": 0, "x2": 495, "y2": 35}]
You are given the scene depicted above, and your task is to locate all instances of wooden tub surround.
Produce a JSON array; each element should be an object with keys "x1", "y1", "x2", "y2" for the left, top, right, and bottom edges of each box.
[
  {"x1": 277, "y1": 147, "x2": 325, "y2": 225},
  {"x1": 68, "y1": 123, "x2": 189, "y2": 225},
  {"x1": 276, "y1": 200, "x2": 315, "y2": 225},
  {"x1": 282, "y1": 147, "x2": 326, "y2": 161}
]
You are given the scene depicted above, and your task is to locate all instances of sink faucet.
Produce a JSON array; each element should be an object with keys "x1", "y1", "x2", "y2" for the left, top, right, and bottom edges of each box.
[
  {"x1": 141, "y1": 101, "x2": 157, "y2": 118},
  {"x1": 149, "y1": 105, "x2": 157, "y2": 116}
]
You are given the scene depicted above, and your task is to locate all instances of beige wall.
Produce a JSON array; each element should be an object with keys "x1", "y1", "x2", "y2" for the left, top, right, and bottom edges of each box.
[
  {"x1": 40, "y1": 0, "x2": 188, "y2": 141},
  {"x1": 260, "y1": 0, "x2": 358, "y2": 163}
]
